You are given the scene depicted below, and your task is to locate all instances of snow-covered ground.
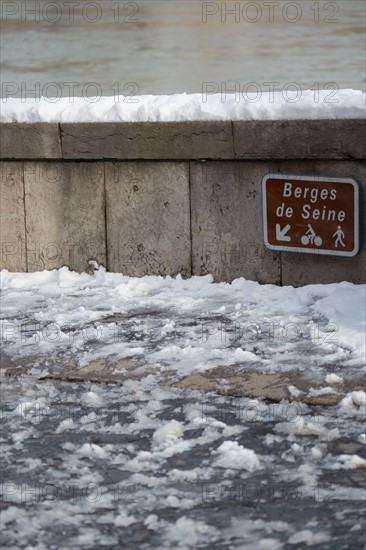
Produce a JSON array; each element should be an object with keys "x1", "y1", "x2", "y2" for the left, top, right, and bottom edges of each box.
[
  {"x1": 1, "y1": 90, "x2": 365, "y2": 123},
  {"x1": 1, "y1": 267, "x2": 365, "y2": 379},
  {"x1": 1, "y1": 268, "x2": 365, "y2": 549}
]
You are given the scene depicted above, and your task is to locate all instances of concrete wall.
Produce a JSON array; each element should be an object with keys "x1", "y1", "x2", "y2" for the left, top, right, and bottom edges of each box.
[{"x1": 1, "y1": 121, "x2": 365, "y2": 285}]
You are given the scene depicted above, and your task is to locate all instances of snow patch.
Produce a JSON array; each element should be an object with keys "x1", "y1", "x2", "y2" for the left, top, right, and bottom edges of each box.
[
  {"x1": 340, "y1": 391, "x2": 366, "y2": 409},
  {"x1": 325, "y1": 373, "x2": 344, "y2": 385},
  {"x1": 77, "y1": 443, "x2": 108, "y2": 459},
  {"x1": 288, "y1": 530, "x2": 331, "y2": 546},
  {"x1": 163, "y1": 516, "x2": 219, "y2": 548},
  {"x1": 331, "y1": 454, "x2": 366, "y2": 470},
  {"x1": 1, "y1": 90, "x2": 365, "y2": 123},
  {"x1": 214, "y1": 440, "x2": 260, "y2": 471}
]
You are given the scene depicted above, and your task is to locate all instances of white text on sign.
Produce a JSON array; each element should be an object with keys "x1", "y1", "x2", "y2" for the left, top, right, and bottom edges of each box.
[{"x1": 276, "y1": 182, "x2": 346, "y2": 222}]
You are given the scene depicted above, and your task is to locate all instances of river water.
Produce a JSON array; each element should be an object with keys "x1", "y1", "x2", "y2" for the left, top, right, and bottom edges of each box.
[{"x1": 1, "y1": 1, "x2": 365, "y2": 98}]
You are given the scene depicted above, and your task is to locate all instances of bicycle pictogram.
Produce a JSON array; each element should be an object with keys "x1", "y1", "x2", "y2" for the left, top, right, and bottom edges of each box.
[{"x1": 301, "y1": 224, "x2": 323, "y2": 247}]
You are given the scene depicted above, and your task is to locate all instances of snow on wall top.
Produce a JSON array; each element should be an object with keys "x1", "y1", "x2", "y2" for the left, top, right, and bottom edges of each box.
[{"x1": 1, "y1": 90, "x2": 365, "y2": 123}]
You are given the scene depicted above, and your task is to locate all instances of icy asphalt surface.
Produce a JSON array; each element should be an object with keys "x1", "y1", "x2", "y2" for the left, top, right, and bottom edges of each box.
[{"x1": 1, "y1": 267, "x2": 365, "y2": 549}]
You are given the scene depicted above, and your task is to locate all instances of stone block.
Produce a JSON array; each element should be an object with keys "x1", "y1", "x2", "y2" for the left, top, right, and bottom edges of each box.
[
  {"x1": 105, "y1": 162, "x2": 191, "y2": 276},
  {"x1": 61, "y1": 122, "x2": 234, "y2": 160},
  {"x1": 0, "y1": 162, "x2": 26, "y2": 271},
  {"x1": 0, "y1": 124, "x2": 61, "y2": 159},
  {"x1": 190, "y1": 161, "x2": 281, "y2": 283},
  {"x1": 24, "y1": 162, "x2": 106, "y2": 272},
  {"x1": 234, "y1": 120, "x2": 366, "y2": 160}
]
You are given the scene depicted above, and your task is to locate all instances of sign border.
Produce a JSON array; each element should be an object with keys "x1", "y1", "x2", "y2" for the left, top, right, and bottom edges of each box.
[{"x1": 262, "y1": 173, "x2": 360, "y2": 257}]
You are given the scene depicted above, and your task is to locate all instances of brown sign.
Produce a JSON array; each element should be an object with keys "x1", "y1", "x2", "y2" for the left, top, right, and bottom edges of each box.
[{"x1": 262, "y1": 174, "x2": 359, "y2": 257}]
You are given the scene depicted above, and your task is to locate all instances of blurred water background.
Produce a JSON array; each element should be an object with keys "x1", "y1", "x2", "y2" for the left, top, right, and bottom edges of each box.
[{"x1": 1, "y1": 0, "x2": 365, "y2": 97}]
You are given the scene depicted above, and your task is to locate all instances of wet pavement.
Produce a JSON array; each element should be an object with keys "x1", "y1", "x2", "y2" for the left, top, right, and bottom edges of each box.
[
  {"x1": 1, "y1": 352, "x2": 365, "y2": 549},
  {"x1": 1, "y1": 271, "x2": 365, "y2": 548}
]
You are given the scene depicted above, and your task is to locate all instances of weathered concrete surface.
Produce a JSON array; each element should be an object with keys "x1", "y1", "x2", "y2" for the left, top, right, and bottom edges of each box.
[
  {"x1": 233, "y1": 120, "x2": 366, "y2": 160},
  {"x1": 0, "y1": 162, "x2": 26, "y2": 271},
  {"x1": 1, "y1": 120, "x2": 365, "y2": 160},
  {"x1": 105, "y1": 162, "x2": 191, "y2": 276},
  {"x1": 0, "y1": 123, "x2": 62, "y2": 159},
  {"x1": 42, "y1": 357, "x2": 149, "y2": 384},
  {"x1": 24, "y1": 162, "x2": 106, "y2": 272},
  {"x1": 2, "y1": 350, "x2": 365, "y2": 406},
  {"x1": 171, "y1": 366, "x2": 366, "y2": 406},
  {"x1": 61, "y1": 122, "x2": 234, "y2": 159},
  {"x1": 191, "y1": 161, "x2": 281, "y2": 283},
  {"x1": 278, "y1": 160, "x2": 366, "y2": 286}
]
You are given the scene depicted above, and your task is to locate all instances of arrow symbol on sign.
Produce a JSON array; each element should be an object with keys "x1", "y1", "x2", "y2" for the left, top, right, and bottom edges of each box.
[{"x1": 276, "y1": 223, "x2": 291, "y2": 242}]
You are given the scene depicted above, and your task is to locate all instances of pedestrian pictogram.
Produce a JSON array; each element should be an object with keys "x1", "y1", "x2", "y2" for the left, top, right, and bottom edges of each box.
[
  {"x1": 333, "y1": 226, "x2": 345, "y2": 248},
  {"x1": 262, "y1": 174, "x2": 359, "y2": 257}
]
